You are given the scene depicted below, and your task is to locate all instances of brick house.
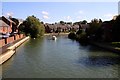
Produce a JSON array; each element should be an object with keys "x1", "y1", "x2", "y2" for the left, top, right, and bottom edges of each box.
[
  {"x1": 0, "y1": 16, "x2": 16, "y2": 34},
  {"x1": 44, "y1": 23, "x2": 73, "y2": 33},
  {"x1": 0, "y1": 19, "x2": 11, "y2": 34}
]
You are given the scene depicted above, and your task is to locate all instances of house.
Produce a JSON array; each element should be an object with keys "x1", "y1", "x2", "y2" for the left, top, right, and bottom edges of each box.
[
  {"x1": 0, "y1": 19, "x2": 11, "y2": 34},
  {"x1": 44, "y1": 23, "x2": 72, "y2": 33},
  {"x1": 2, "y1": 16, "x2": 16, "y2": 29},
  {"x1": 0, "y1": 16, "x2": 16, "y2": 34},
  {"x1": 44, "y1": 23, "x2": 54, "y2": 33},
  {"x1": 0, "y1": 16, "x2": 22, "y2": 39},
  {"x1": 72, "y1": 24, "x2": 79, "y2": 31},
  {"x1": 0, "y1": 16, "x2": 24, "y2": 48},
  {"x1": 13, "y1": 18, "x2": 24, "y2": 33}
]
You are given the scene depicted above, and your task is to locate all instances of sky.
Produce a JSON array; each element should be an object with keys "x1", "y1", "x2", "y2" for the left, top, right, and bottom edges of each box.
[
  {"x1": 1, "y1": 0, "x2": 120, "y2": 2},
  {"x1": 2, "y1": 2, "x2": 119, "y2": 23}
]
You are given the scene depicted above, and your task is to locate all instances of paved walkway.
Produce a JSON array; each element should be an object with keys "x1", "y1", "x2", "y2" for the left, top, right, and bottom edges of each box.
[{"x1": 0, "y1": 37, "x2": 25, "y2": 54}]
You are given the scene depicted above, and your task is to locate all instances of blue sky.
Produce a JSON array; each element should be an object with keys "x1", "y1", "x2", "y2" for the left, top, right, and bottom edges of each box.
[{"x1": 2, "y1": 2, "x2": 118, "y2": 23}]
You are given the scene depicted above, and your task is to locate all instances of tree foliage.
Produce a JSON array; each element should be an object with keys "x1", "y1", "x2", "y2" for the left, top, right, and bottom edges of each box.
[
  {"x1": 112, "y1": 15, "x2": 120, "y2": 41},
  {"x1": 86, "y1": 19, "x2": 102, "y2": 37},
  {"x1": 68, "y1": 32, "x2": 76, "y2": 39},
  {"x1": 68, "y1": 16, "x2": 120, "y2": 42},
  {"x1": 60, "y1": 21, "x2": 65, "y2": 25},
  {"x1": 18, "y1": 15, "x2": 45, "y2": 38},
  {"x1": 81, "y1": 20, "x2": 87, "y2": 24}
]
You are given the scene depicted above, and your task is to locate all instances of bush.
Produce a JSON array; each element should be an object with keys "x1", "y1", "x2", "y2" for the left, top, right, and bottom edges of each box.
[
  {"x1": 68, "y1": 32, "x2": 76, "y2": 39},
  {"x1": 76, "y1": 32, "x2": 88, "y2": 43}
]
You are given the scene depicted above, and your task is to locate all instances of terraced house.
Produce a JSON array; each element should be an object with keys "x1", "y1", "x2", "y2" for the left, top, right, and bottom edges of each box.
[
  {"x1": 0, "y1": 16, "x2": 24, "y2": 48},
  {"x1": 44, "y1": 23, "x2": 81, "y2": 33}
]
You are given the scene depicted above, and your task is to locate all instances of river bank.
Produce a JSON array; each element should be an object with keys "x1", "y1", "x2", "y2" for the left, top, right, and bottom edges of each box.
[
  {"x1": 44, "y1": 33, "x2": 69, "y2": 36},
  {"x1": 0, "y1": 36, "x2": 30, "y2": 64},
  {"x1": 89, "y1": 41, "x2": 120, "y2": 54}
]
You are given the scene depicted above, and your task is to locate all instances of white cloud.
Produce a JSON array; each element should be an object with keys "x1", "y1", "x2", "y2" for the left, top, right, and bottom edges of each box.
[
  {"x1": 104, "y1": 14, "x2": 113, "y2": 17},
  {"x1": 66, "y1": 16, "x2": 71, "y2": 20},
  {"x1": 41, "y1": 11, "x2": 50, "y2": 19},
  {"x1": 103, "y1": 13, "x2": 117, "y2": 20},
  {"x1": 6, "y1": 12, "x2": 13, "y2": 16},
  {"x1": 64, "y1": 16, "x2": 72, "y2": 21},
  {"x1": 104, "y1": 13, "x2": 117, "y2": 17},
  {"x1": 43, "y1": 15, "x2": 49, "y2": 19},
  {"x1": 75, "y1": 10, "x2": 84, "y2": 15},
  {"x1": 76, "y1": 16, "x2": 81, "y2": 19},
  {"x1": 42, "y1": 11, "x2": 49, "y2": 15}
]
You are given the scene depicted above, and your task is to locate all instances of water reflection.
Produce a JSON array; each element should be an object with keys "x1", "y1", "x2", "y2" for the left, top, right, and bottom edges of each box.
[
  {"x1": 77, "y1": 43, "x2": 120, "y2": 67},
  {"x1": 2, "y1": 35, "x2": 120, "y2": 78},
  {"x1": 78, "y1": 56, "x2": 120, "y2": 67}
]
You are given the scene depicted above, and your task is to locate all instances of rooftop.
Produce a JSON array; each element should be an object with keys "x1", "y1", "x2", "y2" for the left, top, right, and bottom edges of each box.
[{"x1": 0, "y1": 20, "x2": 10, "y2": 27}]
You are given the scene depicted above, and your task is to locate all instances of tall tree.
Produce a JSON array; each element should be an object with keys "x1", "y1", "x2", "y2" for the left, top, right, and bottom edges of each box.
[
  {"x1": 81, "y1": 20, "x2": 87, "y2": 24},
  {"x1": 60, "y1": 21, "x2": 65, "y2": 25},
  {"x1": 18, "y1": 15, "x2": 45, "y2": 38},
  {"x1": 86, "y1": 18, "x2": 102, "y2": 40}
]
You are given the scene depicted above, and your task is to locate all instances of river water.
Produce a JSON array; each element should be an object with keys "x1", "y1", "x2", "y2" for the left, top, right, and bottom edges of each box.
[{"x1": 2, "y1": 35, "x2": 120, "y2": 78}]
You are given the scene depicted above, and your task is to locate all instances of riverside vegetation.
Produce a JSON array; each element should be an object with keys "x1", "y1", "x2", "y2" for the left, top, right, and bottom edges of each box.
[
  {"x1": 18, "y1": 15, "x2": 45, "y2": 38},
  {"x1": 68, "y1": 15, "x2": 120, "y2": 48}
]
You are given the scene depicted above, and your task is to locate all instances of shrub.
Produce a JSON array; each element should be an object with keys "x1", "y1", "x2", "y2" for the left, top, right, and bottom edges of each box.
[{"x1": 68, "y1": 32, "x2": 76, "y2": 39}]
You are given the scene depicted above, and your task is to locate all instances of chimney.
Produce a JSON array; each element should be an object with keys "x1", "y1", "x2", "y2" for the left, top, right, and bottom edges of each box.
[
  {"x1": 9, "y1": 16, "x2": 12, "y2": 19},
  {"x1": 8, "y1": 16, "x2": 12, "y2": 29}
]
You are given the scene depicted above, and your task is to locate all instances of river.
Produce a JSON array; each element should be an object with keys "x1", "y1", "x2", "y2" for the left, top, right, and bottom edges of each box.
[{"x1": 2, "y1": 35, "x2": 120, "y2": 78}]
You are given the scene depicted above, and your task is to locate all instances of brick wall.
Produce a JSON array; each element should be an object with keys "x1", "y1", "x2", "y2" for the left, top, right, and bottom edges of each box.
[
  {"x1": 6, "y1": 36, "x2": 14, "y2": 44},
  {"x1": 14, "y1": 34, "x2": 19, "y2": 40},
  {"x1": 19, "y1": 34, "x2": 24, "y2": 38},
  {"x1": 0, "y1": 39, "x2": 5, "y2": 47},
  {"x1": 0, "y1": 34, "x2": 25, "y2": 48}
]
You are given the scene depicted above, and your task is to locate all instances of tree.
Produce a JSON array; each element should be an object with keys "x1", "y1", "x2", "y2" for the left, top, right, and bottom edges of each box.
[
  {"x1": 60, "y1": 21, "x2": 65, "y2": 25},
  {"x1": 112, "y1": 15, "x2": 120, "y2": 41},
  {"x1": 66, "y1": 22, "x2": 72, "y2": 25},
  {"x1": 18, "y1": 15, "x2": 45, "y2": 38},
  {"x1": 99, "y1": 19, "x2": 102, "y2": 23},
  {"x1": 18, "y1": 21, "x2": 26, "y2": 34},
  {"x1": 76, "y1": 24, "x2": 88, "y2": 42},
  {"x1": 73, "y1": 22, "x2": 80, "y2": 25},
  {"x1": 68, "y1": 32, "x2": 76, "y2": 39},
  {"x1": 86, "y1": 18, "x2": 102, "y2": 40},
  {"x1": 81, "y1": 20, "x2": 87, "y2": 24},
  {"x1": 41, "y1": 21, "x2": 44, "y2": 24}
]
